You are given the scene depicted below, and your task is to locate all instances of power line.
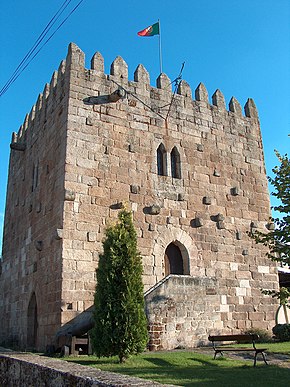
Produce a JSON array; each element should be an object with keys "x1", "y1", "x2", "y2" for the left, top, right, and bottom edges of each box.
[
  {"x1": 0, "y1": 0, "x2": 73, "y2": 97},
  {"x1": 0, "y1": 0, "x2": 85, "y2": 98}
]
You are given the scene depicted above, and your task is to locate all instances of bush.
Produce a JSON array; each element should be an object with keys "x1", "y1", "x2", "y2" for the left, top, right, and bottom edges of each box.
[
  {"x1": 272, "y1": 324, "x2": 290, "y2": 342},
  {"x1": 244, "y1": 328, "x2": 273, "y2": 343}
]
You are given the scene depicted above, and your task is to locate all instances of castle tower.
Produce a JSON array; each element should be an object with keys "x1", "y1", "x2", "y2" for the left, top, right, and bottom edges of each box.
[{"x1": 0, "y1": 43, "x2": 279, "y2": 351}]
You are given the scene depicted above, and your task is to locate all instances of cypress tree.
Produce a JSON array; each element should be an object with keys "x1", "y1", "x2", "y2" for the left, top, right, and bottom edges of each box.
[{"x1": 91, "y1": 209, "x2": 148, "y2": 362}]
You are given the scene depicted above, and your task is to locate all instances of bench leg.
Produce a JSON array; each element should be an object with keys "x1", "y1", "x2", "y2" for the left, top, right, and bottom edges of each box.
[
  {"x1": 214, "y1": 350, "x2": 223, "y2": 359},
  {"x1": 254, "y1": 351, "x2": 268, "y2": 367},
  {"x1": 261, "y1": 351, "x2": 268, "y2": 365}
]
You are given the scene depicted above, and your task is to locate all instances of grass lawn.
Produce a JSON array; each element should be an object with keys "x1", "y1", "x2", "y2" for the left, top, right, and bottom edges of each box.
[
  {"x1": 257, "y1": 341, "x2": 290, "y2": 354},
  {"x1": 65, "y1": 344, "x2": 290, "y2": 387}
]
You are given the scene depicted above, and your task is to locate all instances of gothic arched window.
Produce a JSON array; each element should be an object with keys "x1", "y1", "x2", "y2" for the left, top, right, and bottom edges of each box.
[
  {"x1": 157, "y1": 143, "x2": 167, "y2": 176},
  {"x1": 164, "y1": 243, "x2": 184, "y2": 276},
  {"x1": 170, "y1": 146, "x2": 181, "y2": 179}
]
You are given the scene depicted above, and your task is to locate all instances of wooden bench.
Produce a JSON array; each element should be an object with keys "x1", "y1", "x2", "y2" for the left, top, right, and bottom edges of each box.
[{"x1": 208, "y1": 334, "x2": 268, "y2": 366}]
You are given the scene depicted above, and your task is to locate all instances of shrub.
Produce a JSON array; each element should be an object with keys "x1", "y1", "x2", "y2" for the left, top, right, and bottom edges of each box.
[
  {"x1": 272, "y1": 324, "x2": 290, "y2": 342},
  {"x1": 244, "y1": 328, "x2": 273, "y2": 343}
]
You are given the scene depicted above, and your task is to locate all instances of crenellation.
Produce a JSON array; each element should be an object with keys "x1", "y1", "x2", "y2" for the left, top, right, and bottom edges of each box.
[
  {"x1": 110, "y1": 55, "x2": 128, "y2": 80},
  {"x1": 23, "y1": 114, "x2": 29, "y2": 132},
  {"x1": 134, "y1": 63, "x2": 150, "y2": 85},
  {"x1": 244, "y1": 98, "x2": 258, "y2": 119},
  {"x1": 35, "y1": 93, "x2": 43, "y2": 112},
  {"x1": 229, "y1": 96, "x2": 242, "y2": 117},
  {"x1": 195, "y1": 82, "x2": 209, "y2": 103},
  {"x1": 156, "y1": 72, "x2": 170, "y2": 90},
  {"x1": 57, "y1": 60, "x2": 67, "y2": 87},
  {"x1": 11, "y1": 132, "x2": 19, "y2": 149},
  {"x1": 43, "y1": 83, "x2": 50, "y2": 100},
  {"x1": 177, "y1": 80, "x2": 192, "y2": 99},
  {"x1": 67, "y1": 42, "x2": 85, "y2": 71},
  {"x1": 212, "y1": 89, "x2": 226, "y2": 109},
  {"x1": 90, "y1": 51, "x2": 104, "y2": 74},
  {"x1": 28, "y1": 104, "x2": 36, "y2": 125},
  {"x1": 17, "y1": 124, "x2": 24, "y2": 139}
]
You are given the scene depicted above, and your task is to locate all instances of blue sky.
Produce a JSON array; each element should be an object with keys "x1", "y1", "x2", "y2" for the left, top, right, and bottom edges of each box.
[{"x1": 0, "y1": 0, "x2": 289, "y2": 249}]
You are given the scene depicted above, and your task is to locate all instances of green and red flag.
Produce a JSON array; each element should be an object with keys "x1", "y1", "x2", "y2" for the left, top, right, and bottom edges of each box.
[{"x1": 137, "y1": 22, "x2": 159, "y2": 37}]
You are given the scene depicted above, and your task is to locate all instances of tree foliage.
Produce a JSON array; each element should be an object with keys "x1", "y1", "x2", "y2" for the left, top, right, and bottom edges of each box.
[
  {"x1": 91, "y1": 209, "x2": 148, "y2": 362},
  {"x1": 251, "y1": 150, "x2": 290, "y2": 304}
]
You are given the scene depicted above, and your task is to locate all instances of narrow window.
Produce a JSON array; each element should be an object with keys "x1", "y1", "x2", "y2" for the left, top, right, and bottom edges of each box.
[
  {"x1": 157, "y1": 143, "x2": 167, "y2": 176},
  {"x1": 27, "y1": 292, "x2": 38, "y2": 349},
  {"x1": 170, "y1": 146, "x2": 181, "y2": 179},
  {"x1": 32, "y1": 162, "x2": 39, "y2": 192}
]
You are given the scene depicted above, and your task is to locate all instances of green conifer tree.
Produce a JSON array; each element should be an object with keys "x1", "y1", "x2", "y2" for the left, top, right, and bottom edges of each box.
[{"x1": 91, "y1": 209, "x2": 148, "y2": 362}]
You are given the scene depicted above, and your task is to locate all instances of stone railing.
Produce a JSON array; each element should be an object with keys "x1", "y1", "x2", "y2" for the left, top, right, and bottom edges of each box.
[{"x1": 0, "y1": 349, "x2": 174, "y2": 386}]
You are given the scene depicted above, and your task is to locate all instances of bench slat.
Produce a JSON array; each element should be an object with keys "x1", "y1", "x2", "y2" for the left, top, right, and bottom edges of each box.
[
  {"x1": 214, "y1": 347, "x2": 267, "y2": 352},
  {"x1": 208, "y1": 334, "x2": 259, "y2": 342}
]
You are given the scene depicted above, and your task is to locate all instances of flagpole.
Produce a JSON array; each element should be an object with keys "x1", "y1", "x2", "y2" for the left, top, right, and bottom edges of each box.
[{"x1": 158, "y1": 19, "x2": 163, "y2": 74}]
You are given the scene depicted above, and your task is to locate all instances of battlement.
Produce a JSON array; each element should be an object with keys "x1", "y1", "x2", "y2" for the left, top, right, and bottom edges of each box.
[
  {"x1": 66, "y1": 42, "x2": 258, "y2": 118},
  {"x1": 12, "y1": 42, "x2": 258, "y2": 147}
]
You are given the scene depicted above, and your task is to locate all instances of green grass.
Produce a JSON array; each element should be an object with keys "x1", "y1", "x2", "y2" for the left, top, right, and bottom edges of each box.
[
  {"x1": 262, "y1": 341, "x2": 290, "y2": 354},
  {"x1": 65, "y1": 346, "x2": 290, "y2": 387}
]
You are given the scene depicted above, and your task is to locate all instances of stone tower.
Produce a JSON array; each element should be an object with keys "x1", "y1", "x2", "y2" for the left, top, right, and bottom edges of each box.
[{"x1": 0, "y1": 43, "x2": 279, "y2": 351}]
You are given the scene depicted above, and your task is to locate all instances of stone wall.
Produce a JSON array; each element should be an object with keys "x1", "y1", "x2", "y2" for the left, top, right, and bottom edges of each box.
[
  {"x1": 145, "y1": 275, "x2": 220, "y2": 350},
  {"x1": 0, "y1": 351, "x2": 167, "y2": 386},
  {"x1": 0, "y1": 42, "x2": 279, "y2": 351},
  {"x1": 0, "y1": 60, "x2": 70, "y2": 349},
  {"x1": 62, "y1": 43, "x2": 278, "y2": 338}
]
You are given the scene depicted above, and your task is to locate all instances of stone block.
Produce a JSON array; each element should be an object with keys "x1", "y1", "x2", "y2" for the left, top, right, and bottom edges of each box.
[
  {"x1": 217, "y1": 221, "x2": 225, "y2": 229},
  {"x1": 193, "y1": 218, "x2": 204, "y2": 227},
  {"x1": 230, "y1": 262, "x2": 239, "y2": 271},
  {"x1": 148, "y1": 204, "x2": 161, "y2": 215},
  {"x1": 258, "y1": 266, "x2": 269, "y2": 274},
  {"x1": 231, "y1": 187, "x2": 240, "y2": 196},
  {"x1": 203, "y1": 196, "x2": 211, "y2": 205},
  {"x1": 87, "y1": 232, "x2": 97, "y2": 242},
  {"x1": 235, "y1": 287, "x2": 246, "y2": 296},
  {"x1": 55, "y1": 229, "x2": 63, "y2": 240}
]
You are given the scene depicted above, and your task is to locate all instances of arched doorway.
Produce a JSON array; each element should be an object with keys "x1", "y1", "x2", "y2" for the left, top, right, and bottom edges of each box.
[
  {"x1": 164, "y1": 243, "x2": 184, "y2": 276},
  {"x1": 27, "y1": 292, "x2": 38, "y2": 349}
]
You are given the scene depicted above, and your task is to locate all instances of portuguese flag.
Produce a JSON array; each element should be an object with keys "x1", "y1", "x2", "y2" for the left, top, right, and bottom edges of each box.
[{"x1": 137, "y1": 22, "x2": 159, "y2": 37}]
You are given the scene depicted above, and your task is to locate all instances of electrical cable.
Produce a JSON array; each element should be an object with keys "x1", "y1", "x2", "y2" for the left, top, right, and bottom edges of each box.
[
  {"x1": 0, "y1": 0, "x2": 73, "y2": 97},
  {"x1": 0, "y1": 0, "x2": 85, "y2": 98},
  {"x1": 165, "y1": 62, "x2": 185, "y2": 120},
  {"x1": 109, "y1": 63, "x2": 185, "y2": 121},
  {"x1": 109, "y1": 78, "x2": 166, "y2": 120}
]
